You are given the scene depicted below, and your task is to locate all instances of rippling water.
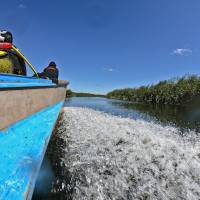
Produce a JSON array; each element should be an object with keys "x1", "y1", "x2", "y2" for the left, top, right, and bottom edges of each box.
[{"x1": 33, "y1": 97, "x2": 200, "y2": 200}]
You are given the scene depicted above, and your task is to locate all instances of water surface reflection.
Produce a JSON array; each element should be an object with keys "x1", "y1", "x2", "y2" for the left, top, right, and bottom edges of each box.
[{"x1": 65, "y1": 97, "x2": 200, "y2": 133}]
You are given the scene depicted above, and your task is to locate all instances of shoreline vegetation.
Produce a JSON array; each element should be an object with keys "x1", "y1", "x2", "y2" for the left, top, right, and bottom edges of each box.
[
  {"x1": 66, "y1": 89, "x2": 105, "y2": 98},
  {"x1": 106, "y1": 75, "x2": 200, "y2": 105}
]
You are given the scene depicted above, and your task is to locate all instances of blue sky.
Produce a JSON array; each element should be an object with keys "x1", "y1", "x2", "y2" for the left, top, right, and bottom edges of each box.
[{"x1": 0, "y1": 0, "x2": 200, "y2": 94}]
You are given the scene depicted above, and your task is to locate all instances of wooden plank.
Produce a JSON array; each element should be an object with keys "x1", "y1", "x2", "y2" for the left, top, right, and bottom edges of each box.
[{"x1": 0, "y1": 86, "x2": 66, "y2": 130}]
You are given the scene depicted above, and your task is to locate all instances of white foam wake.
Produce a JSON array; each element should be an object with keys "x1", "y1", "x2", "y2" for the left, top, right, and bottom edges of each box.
[{"x1": 58, "y1": 107, "x2": 200, "y2": 200}]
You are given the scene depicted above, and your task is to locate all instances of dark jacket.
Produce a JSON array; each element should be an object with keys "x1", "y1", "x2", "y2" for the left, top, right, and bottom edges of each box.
[{"x1": 43, "y1": 65, "x2": 59, "y2": 84}]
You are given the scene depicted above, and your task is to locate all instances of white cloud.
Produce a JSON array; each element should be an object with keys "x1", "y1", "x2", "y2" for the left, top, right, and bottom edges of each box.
[
  {"x1": 103, "y1": 67, "x2": 115, "y2": 72},
  {"x1": 107, "y1": 68, "x2": 114, "y2": 72},
  {"x1": 172, "y1": 48, "x2": 192, "y2": 56},
  {"x1": 18, "y1": 4, "x2": 26, "y2": 9}
]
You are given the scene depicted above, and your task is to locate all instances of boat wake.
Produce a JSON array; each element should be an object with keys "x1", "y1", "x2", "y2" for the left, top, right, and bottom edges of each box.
[{"x1": 55, "y1": 107, "x2": 200, "y2": 200}]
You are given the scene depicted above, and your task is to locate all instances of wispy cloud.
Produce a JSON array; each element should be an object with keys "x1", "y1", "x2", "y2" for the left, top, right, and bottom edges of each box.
[
  {"x1": 107, "y1": 68, "x2": 114, "y2": 72},
  {"x1": 103, "y1": 67, "x2": 116, "y2": 72},
  {"x1": 172, "y1": 48, "x2": 192, "y2": 56},
  {"x1": 18, "y1": 4, "x2": 26, "y2": 9}
]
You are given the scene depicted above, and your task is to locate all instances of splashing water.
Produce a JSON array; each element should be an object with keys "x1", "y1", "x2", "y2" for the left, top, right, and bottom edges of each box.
[{"x1": 55, "y1": 107, "x2": 200, "y2": 200}]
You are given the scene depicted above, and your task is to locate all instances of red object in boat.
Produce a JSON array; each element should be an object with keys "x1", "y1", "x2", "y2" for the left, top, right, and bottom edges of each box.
[{"x1": 0, "y1": 43, "x2": 12, "y2": 49}]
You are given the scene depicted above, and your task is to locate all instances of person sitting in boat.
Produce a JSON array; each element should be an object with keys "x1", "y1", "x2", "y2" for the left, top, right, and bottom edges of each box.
[
  {"x1": 38, "y1": 61, "x2": 59, "y2": 84},
  {"x1": 0, "y1": 30, "x2": 27, "y2": 75}
]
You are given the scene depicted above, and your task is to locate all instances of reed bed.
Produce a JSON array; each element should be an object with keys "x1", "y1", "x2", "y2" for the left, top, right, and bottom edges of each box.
[{"x1": 107, "y1": 75, "x2": 200, "y2": 105}]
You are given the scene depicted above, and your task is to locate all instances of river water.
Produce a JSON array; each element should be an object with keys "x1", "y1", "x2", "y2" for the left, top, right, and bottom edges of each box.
[{"x1": 33, "y1": 97, "x2": 200, "y2": 200}]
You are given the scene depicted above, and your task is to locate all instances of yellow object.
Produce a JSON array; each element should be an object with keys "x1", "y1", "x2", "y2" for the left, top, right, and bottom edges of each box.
[
  {"x1": 0, "y1": 57, "x2": 13, "y2": 74},
  {"x1": 11, "y1": 46, "x2": 39, "y2": 77},
  {"x1": 0, "y1": 50, "x2": 7, "y2": 57}
]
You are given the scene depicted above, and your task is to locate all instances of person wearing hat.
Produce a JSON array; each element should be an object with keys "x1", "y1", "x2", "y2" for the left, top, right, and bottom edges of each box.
[{"x1": 38, "y1": 61, "x2": 59, "y2": 84}]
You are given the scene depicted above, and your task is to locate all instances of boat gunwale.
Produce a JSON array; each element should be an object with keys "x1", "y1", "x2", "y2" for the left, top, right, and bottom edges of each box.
[
  {"x1": 0, "y1": 82, "x2": 68, "y2": 91},
  {"x1": 0, "y1": 73, "x2": 53, "y2": 83}
]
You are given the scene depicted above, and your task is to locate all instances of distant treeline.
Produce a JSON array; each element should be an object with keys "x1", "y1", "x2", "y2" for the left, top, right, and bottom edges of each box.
[
  {"x1": 107, "y1": 75, "x2": 200, "y2": 105},
  {"x1": 66, "y1": 89, "x2": 105, "y2": 98}
]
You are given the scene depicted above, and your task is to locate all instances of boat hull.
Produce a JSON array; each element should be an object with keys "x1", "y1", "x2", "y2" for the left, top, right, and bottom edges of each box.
[
  {"x1": 0, "y1": 74, "x2": 68, "y2": 200},
  {"x1": 0, "y1": 86, "x2": 66, "y2": 130}
]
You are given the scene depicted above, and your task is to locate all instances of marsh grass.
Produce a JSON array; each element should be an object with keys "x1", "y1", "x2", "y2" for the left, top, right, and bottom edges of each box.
[{"x1": 107, "y1": 75, "x2": 200, "y2": 105}]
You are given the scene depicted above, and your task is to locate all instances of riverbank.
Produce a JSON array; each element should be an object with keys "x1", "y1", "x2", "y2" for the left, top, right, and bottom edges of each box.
[
  {"x1": 107, "y1": 75, "x2": 200, "y2": 105},
  {"x1": 66, "y1": 89, "x2": 105, "y2": 98}
]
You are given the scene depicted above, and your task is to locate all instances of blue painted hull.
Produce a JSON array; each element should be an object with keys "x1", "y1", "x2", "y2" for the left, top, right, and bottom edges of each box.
[
  {"x1": 0, "y1": 74, "x2": 67, "y2": 199},
  {"x1": 0, "y1": 101, "x2": 64, "y2": 199}
]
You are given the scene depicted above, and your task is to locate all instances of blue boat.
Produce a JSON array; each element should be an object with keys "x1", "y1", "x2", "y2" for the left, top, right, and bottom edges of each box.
[{"x1": 0, "y1": 73, "x2": 68, "y2": 200}]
